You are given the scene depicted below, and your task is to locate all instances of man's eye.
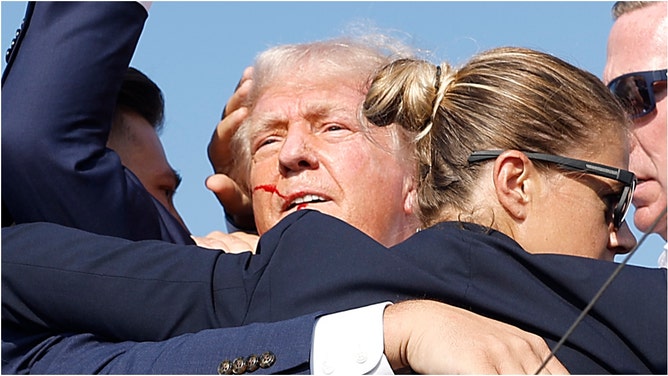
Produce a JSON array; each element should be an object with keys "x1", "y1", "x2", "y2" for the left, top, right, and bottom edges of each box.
[
  {"x1": 253, "y1": 136, "x2": 281, "y2": 152},
  {"x1": 323, "y1": 123, "x2": 348, "y2": 132},
  {"x1": 324, "y1": 124, "x2": 343, "y2": 131},
  {"x1": 261, "y1": 137, "x2": 279, "y2": 146}
]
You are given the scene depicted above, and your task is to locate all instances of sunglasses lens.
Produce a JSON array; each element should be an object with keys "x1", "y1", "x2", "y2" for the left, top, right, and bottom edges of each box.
[
  {"x1": 614, "y1": 180, "x2": 636, "y2": 229},
  {"x1": 610, "y1": 75, "x2": 653, "y2": 118}
]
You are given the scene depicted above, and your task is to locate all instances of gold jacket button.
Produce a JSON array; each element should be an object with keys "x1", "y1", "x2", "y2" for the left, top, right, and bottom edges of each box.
[
  {"x1": 232, "y1": 357, "x2": 247, "y2": 375},
  {"x1": 217, "y1": 359, "x2": 233, "y2": 375},
  {"x1": 246, "y1": 354, "x2": 260, "y2": 373},
  {"x1": 258, "y1": 351, "x2": 276, "y2": 369}
]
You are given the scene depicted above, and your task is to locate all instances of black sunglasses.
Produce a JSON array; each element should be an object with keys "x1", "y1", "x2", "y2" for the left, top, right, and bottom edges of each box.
[
  {"x1": 468, "y1": 150, "x2": 637, "y2": 230},
  {"x1": 608, "y1": 69, "x2": 667, "y2": 119}
]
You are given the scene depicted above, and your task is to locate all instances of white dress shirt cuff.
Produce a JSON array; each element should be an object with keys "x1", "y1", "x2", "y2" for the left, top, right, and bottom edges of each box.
[{"x1": 311, "y1": 302, "x2": 394, "y2": 375}]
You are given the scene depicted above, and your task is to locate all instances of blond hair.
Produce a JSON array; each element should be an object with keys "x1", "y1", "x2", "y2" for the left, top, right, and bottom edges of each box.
[{"x1": 364, "y1": 47, "x2": 631, "y2": 227}]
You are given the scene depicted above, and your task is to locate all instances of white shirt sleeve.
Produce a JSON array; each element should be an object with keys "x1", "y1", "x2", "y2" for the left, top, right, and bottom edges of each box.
[{"x1": 311, "y1": 302, "x2": 394, "y2": 375}]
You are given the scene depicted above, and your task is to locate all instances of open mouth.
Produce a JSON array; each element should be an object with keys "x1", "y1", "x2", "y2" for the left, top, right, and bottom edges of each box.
[
  {"x1": 253, "y1": 185, "x2": 329, "y2": 212},
  {"x1": 284, "y1": 194, "x2": 327, "y2": 211}
]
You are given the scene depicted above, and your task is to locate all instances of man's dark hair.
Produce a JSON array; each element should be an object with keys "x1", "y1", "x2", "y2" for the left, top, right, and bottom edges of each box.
[
  {"x1": 116, "y1": 67, "x2": 165, "y2": 132},
  {"x1": 612, "y1": 1, "x2": 652, "y2": 20}
]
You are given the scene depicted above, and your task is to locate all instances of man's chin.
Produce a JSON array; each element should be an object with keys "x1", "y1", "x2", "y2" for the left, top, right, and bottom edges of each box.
[
  {"x1": 633, "y1": 206, "x2": 668, "y2": 237},
  {"x1": 275, "y1": 206, "x2": 327, "y2": 225}
]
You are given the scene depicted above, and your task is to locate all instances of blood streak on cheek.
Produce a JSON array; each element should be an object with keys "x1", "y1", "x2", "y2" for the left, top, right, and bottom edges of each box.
[
  {"x1": 253, "y1": 184, "x2": 287, "y2": 199},
  {"x1": 253, "y1": 184, "x2": 311, "y2": 210}
]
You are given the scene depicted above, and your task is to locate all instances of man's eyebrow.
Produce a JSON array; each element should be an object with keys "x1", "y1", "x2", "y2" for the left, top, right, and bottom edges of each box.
[
  {"x1": 246, "y1": 110, "x2": 292, "y2": 143},
  {"x1": 247, "y1": 101, "x2": 356, "y2": 139},
  {"x1": 252, "y1": 112, "x2": 288, "y2": 130}
]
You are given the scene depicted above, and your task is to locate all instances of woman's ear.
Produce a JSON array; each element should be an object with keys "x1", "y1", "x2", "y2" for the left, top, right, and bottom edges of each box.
[
  {"x1": 403, "y1": 175, "x2": 419, "y2": 216},
  {"x1": 492, "y1": 150, "x2": 538, "y2": 221}
]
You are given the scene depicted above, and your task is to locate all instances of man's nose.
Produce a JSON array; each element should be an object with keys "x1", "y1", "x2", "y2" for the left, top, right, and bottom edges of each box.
[{"x1": 278, "y1": 126, "x2": 319, "y2": 175}]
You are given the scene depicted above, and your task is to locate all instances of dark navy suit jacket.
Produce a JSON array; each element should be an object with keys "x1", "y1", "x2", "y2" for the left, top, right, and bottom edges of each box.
[
  {"x1": 3, "y1": 211, "x2": 666, "y2": 374},
  {"x1": 1, "y1": 3, "x2": 321, "y2": 374},
  {"x1": 1, "y1": 1, "x2": 192, "y2": 244}
]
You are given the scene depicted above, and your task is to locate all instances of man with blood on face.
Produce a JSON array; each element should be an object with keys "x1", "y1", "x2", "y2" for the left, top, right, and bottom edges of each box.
[{"x1": 221, "y1": 41, "x2": 422, "y2": 248}]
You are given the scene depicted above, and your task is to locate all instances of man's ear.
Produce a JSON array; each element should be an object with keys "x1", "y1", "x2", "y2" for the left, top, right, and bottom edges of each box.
[{"x1": 492, "y1": 150, "x2": 537, "y2": 221}]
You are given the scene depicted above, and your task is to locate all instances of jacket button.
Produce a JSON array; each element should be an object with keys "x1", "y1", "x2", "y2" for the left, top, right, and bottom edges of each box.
[
  {"x1": 258, "y1": 351, "x2": 276, "y2": 369},
  {"x1": 232, "y1": 357, "x2": 247, "y2": 375},
  {"x1": 5, "y1": 27, "x2": 20, "y2": 64},
  {"x1": 5, "y1": 39, "x2": 16, "y2": 63},
  {"x1": 246, "y1": 354, "x2": 259, "y2": 372},
  {"x1": 217, "y1": 360, "x2": 233, "y2": 375}
]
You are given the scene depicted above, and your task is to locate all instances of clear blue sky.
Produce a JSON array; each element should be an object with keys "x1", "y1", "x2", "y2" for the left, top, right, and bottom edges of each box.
[{"x1": 2, "y1": 1, "x2": 664, "y2": 267}]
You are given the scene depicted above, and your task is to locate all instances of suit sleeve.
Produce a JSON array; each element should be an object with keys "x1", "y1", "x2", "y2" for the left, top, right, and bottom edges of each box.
[
  {"x1": 2, "y1": 210, "x2": 381, "y2": 346},
  {"x1": 2, "y1": 221, "x2": 264, "y2": 341},
  {"x1": 1, "y1": 2, "x2": 191, "y2": 243},
  {"x1": 2, "y1": 318, "x2": 314, "y2": 375}
]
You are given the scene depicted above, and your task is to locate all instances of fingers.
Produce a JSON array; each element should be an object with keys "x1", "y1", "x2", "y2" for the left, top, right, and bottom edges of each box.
[
  {"x1": 515, "y1": 329, "x2": 568, "y2": 375},
  {"x1": 205, "y1": 174, "x2": 252, "y2": 213},
  {"x1": 191, "y1": 234, "x2": 230, "y2": 251},
  {"x1": 191, "y1": 230, "x2": 258, "y2": 254},
  {"x1": 207, "y1": 67, "x2": 256, "y2": 230},
  {"x1": 208, "y1": 107, "x2": 248, "y2": 173},
  {"x1": 539, "y1": 356, "x2": 569, "y2": 375},
  {"x1": 208, "y1": 66, "x2": 254, "y2": 173},
  {"x1": 531, "y1": 347, "x2": 569, "y2": 375},
  {"x1": 225, "y1": 66, "x2": 254, "y2": 118},
  {"x1": 205, "y1": 174, "x2": 256, "y2": 230},
  {"x1": 486, "y1": 331, "x2": 568, "y2": 374},
  {"x1": 228, "y1": 231, "x2": 259, "y2": 251},
  {"x1": 471, "y1": 318, "x2": 568, "y2": 374}
]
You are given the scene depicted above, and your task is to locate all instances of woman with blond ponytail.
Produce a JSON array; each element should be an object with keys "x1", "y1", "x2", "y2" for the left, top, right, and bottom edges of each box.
[
  {"x1": 361, "y1": 47, "x2": 665, "y2": 372},
  {"x1": 366, "y1": 47, "x2": 638, "y2": 260}
]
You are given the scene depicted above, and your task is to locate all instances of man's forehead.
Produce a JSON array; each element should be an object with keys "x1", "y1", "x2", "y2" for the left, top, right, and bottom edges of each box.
[
  {"x1": 605, "y1": 11, "x2": 667, "y2": 81},
  {"x1": 255, "y1": 94, "x2": 358, "y2": 114},
  {"x1": 613, "y1": 6, "x2": 667, "y2": 54},
  {"x1": 252, "y1": 79, "x2": 365, "y2": 115}
]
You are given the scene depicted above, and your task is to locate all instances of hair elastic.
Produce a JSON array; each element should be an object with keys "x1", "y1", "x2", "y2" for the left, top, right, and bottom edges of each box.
[{"x1": 418, "y1": 64, "x2": 443, "y2": 181}]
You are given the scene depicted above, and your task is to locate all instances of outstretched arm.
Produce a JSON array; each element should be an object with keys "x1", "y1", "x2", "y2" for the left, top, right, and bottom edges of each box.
[
  {"x1": 2, "y1": 222, "x2": 251, "y2": 340},
  {"x1": 1, "y1": 2, "x2": 190, "y2": 243},
  {"x1": 3, "y1": 302, "x2": 567, "y2": 375}
]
